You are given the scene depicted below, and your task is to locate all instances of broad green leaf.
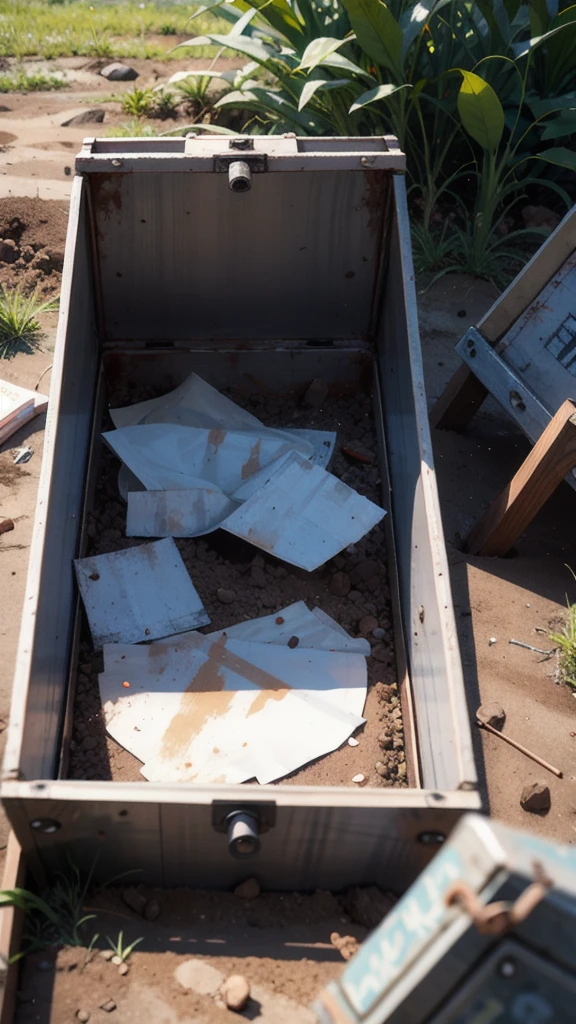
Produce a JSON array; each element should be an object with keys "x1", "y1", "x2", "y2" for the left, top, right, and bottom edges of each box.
[
  {"x1": 177, "y1": 33, "x2": 275, "y2": 67},
  {"x1": 167, "y1": 70, "x2": 229, "y2": 83},
  {"x1": 318, "y1": 51, "x2": 375, "y2": 81},
  {"x1": 237, "y1": 0, "x2": 305, "y2": 43},
  {"x1": 536, "y1": 146, "x2": 576, "y2": 170},
  {"x1": 341, "y1": 0, "x2": 404, "y2": 80},
  {"x1": 229, "y1": 7, "x2": 258, "y2": 36},
  {"x1": 216, "y1": 87, "x2": 331, "y2": 131},
  {"x1": 456, "y1": 70, "x2": 504, "y2": 152},
  {"x1": 400, "y1": 0, "x2": 452, "y2": 56},
  {"x1": 161, "y1": 123, "x2": 239, "y2": 136},
  {"x1": 528, "y1": 92, "x2": 576, "y2": 116},
  {"x1": 349, "y1": 82, "x2": 411, "y2": 113},
  {"x1": 298, "y1": 78, "x2": 351, "y2": 111},
  {"x1": 297, "y1": 36, "x2": 350, "y2": 73},
  {"x1": 540, "y1": 110, "x2": 576, "y2": 139}
]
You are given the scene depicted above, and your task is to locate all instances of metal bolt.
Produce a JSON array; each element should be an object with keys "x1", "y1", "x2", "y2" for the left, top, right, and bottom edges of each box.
[
  {"x1": 499, "y1": 958, "x2": 516, "y2": 978},
  {"x1": 29, "y1": 818, "x2": 61, "y2": 834},
  {"x1": 111, "y1": 159, "x2": 123, "y2": 168},
  {"x1": 417, "y1": 831, "x2": 446, "y2": 845}
]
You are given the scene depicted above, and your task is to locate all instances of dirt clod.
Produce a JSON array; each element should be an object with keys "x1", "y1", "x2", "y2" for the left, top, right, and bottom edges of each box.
[
  {"x1": 0, "y1": 518, "x2": 14, "y2": 535},
  {"x1": 287, "y1": 635, "x2": 299, "y2": 649},
  {"x1": 234, "y1": 878, "x2": 260, "y2": 900},
  {"x1": 520, "y1": 781, "x2": 551, "y2": 813},
  {"x1": 216, "y1": 587, "x2": 235, "y2": 604},
  {"x1": 330, "y1": 932, "x2": 359, "y2": 961},
  {"x1": 0, "y1": 239, "x2": 17, "y2": 264},
  {"x1": 358, "y1": 614, "x2": 378, "y2": 636},
  {"x1": 122, "y1": 887, "x2": 148, "y2": 916},
  {"x1": 344, "y1": 886, "x2": 396, "y2": 930},
  {"x1": 118, "y1": 963, "x2": 129, "y2": 977},
  {"x1": 144, "y1": 899, "x2": 161, "y2": 922},
  {"x1": 476, "y1": 702, "x2": 506, "y2": 730},
  {"x1": 329, "y1": 571, "x2": 351, "y2": 597},
  {"x1": 99, "y1": 999, "x2": 117, "y2": 1012},
  {"x1": 221, "y1": 974, "x2": 250, "y2": 1012}
]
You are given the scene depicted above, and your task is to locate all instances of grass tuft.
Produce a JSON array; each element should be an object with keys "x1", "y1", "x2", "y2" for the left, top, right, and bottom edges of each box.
[
  {"x1": 0, "y1": 288, "x2": 58, "y2": 358},
  {"x1": 0, "y1": 67, "x2": 65, "y2": 92},
  {"x1": 549, "y1": 569, "x2": 576, "y2": 689}
]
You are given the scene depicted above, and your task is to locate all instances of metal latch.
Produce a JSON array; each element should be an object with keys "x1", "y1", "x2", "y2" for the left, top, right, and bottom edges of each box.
[
  {"x1": 212, "y1": 800, "x2": 276, "y2": 858},
  {"x1": 214, "y1": 139, "x2": 267, "y2": 192}
]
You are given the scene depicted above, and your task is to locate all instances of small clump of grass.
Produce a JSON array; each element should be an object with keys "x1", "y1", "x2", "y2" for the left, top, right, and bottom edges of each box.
[
  {"x1": 549, "y1": 569, "x2": 576, "y2": 689},
  {"x1": 120, "y1": 86, "x2": 154, "y2": 118},
  {"x1": 0, "y1": 67, "x2": 65, "y2": 93},
  {"x1": 106, "y1": 120, "x2": 159, "y2": 138},
  {"x1": 0, "y1": 287, "x2": 58, "y2": 358}
]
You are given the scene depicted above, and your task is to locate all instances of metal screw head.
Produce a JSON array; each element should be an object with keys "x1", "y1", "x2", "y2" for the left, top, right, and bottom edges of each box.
[
  {"x1": 29, "y1": 818, "x2": 61, "y2": 834},
  {"x1": 111, "y1": 159, "x2": 123, "y2": 168},
  {"x1": 417, "y1": 831, "x2": 446, "y2": 845},
  {"x1": 499, "y1": 957, "x2": 516, "y2": 978}
]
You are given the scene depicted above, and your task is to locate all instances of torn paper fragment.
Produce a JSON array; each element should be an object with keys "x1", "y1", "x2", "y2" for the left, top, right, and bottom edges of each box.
[
  {"x1": 103, "y1": 424, "x2": 312, "y2": 495},
  {"x1": 99, "y1": 632, "x2": 366, "y2": 784},
  {"x1": 0, "y1": 378, "x2": 48, "y2": 446},
  {"x1": 126, "y1": 488, "x2": 239, "y2": 538},
  {"x1": 74, "y1": 538, "x2": 210, "y2": 649},
  {"x1": 224, "y1": 452, "x2": 386, "y2": 571},
  {"x1": 110, "y1": 372, "x2": 336, "y2": 468},
  {"x1": 203, "y1": 601, "x2": 371, "y2": 656}
]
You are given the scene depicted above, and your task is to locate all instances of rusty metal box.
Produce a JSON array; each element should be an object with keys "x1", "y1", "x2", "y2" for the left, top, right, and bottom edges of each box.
[{"x1": 1, "y1": 135, "x2": 479, "y2": 890}]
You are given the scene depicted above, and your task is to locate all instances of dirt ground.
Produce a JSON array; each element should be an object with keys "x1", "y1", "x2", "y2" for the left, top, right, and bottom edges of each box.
[{"x1": 2, "y1": 75, "x2": 576, "y2": 1023}]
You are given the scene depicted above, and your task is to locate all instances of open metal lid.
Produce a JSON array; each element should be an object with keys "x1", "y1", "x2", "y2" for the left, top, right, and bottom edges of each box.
[{"x1": 77, "y1": 135, "x2": 405, "y2": 343}]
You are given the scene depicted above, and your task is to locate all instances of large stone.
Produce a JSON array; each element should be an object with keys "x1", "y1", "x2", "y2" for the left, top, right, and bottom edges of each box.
[
  {"x1": 234, "y1": 877, "x2": 260, "y2": 900},
  {"x1": 329, "y1": 571, "x2": 350, "y2": 597},
  {"x1": 476, "y1": 702, "x2": 506, "y2": 730},
  {"x1": 61, "y1": 108, "x2": 106, "y2": 127},
  {"x1": 344, "y1": 885, "x2": 397, "y2": 929},
  {"x1": 174, "y1": 959, "x2": 224, "y2": 995},
  {"x1": 144, "y1": 899, "x2": 160, "y2": 922},
  {"x1": 221, "y1": 974, "x2": 250, "y2": 1012},
  {"x1": 100, "y1": 63, "x2": 138, "y2": 81},
  {"x1": 121, "y1": 886, "x2": 147, "y2": 915},
  {"x1": 520, "y1": 781, "x2": 551, "y2": 814}
]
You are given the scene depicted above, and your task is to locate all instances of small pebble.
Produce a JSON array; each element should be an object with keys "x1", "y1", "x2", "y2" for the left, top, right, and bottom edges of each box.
[
  {"x1": 144, "y1": 899, "x2": 161, "y2": 922},
  {"x1": 375, "y1": 761, "x2": 387, "y2": 777},
  {"x1": 352, "y1": 773, "x2": 365, "y2": 784},
  {"x1": 372, "y1": 627, "x2": 386, "y2": 640},
  {"x1": 36, "y1": 960, "x2": 51, "y2": 972},
  {"x1": 76, "y1": 1012, "x2": 90, "y2": 1023},
  {"x1": 111, "y1": 955, "x2": 122, "y2": 966},
  {"x1": 100, "y1": 950, "x2": 115, "y2": 961},
  {"x1": 348, "y1": 737, "x2": 359, "y2": 747},
  {"x1": 329, "y1": 571, "x2": 351, "y2": 597},
  {"x1": 118, "y1": 963, "x2": 129, "y2": 976},
  {"x1": 100, "y1": 1000, "x2": 116, "y2": 1013},
  {"x1": 221, "y1": 974, "x2": 250, "y2": 1012},
  {"x1": 217, "y1": 588, "x2": 235, "y2": 605},
  {"x1": 489, "y1": 637, "x2": 497, "y2": 645}
]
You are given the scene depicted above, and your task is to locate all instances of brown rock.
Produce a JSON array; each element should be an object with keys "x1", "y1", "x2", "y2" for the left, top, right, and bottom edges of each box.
[
  {"x1": 287, "y1": 636, "x2": 299, "y2": 649},
  {"x1": 304, "y1": 377, "x2": 329, "y2": 408},
  {"x1": 144, "y1": 899, "x2": 160, "y2": 921},
  {"x1": 122, "y1": 886, "x2": 148, "y2": 915},
  {"x1": 234, "y1": 877, "x2": 260, "y2": 900},
  {"x1": 76, "y1": 1012, "x2": 90, "y2": 1023},
  {"x1": 0, "y1": 518, "x2": 14, "y2": 535},
  {"x1": 377, "y1": 731, "x2": 393, "y2": 750},
  {"x1": 358, "y1": 615, "x2": 378, "y2": 636},
  {"x1": 0, "y1": 239, "x2": 17, "y2": 264},
  {"x1": 344, "y1": 885, "x2": 397, "y2": 929},
  {"x1": 375, "y1": 761, "x2": 388, "y2": 777},
  {"x1": 100, "y1": 1000, "x2": 116, "y2": 1013},
  {"x1": 520, "y1": 781, "x2": 551, "y2": 813},
  {"x1": 61, "y1": 108, "x2": 106, "y2": 127},
  {"x1": 217, "y1": 588, "x2": 235, "y2": 604},
  {"x1": 329, "y1": 571, "x2": 350, "y2": 597},
  {"x1": 350, "y1": 559, "x2": 378, "y2": 585},
  {"x1": 118, "y1": 963, "x2": 129, "y2": 976},
  {"x1": 476, "y1": 702, "x2": 506, "y2": 730},
  {"x1": 221, "y1": 974, "x2": 250, "y2": 1012}
]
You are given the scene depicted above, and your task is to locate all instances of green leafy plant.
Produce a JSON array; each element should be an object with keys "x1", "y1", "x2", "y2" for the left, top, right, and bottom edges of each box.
[
  {"x1": 151, "y1": 87, "x2": 179, "y2": 119},
  {"x1": 0, "y1": 288, "x2": 58, "y2": 358},
  {"x1": 121, "y1": 86, "x2": 155, "y2": 119},
  {"x1": 549, "y1": 568, "x2": 576, "y2": 689},
  {"x1": 172, "y1": 0, "x2": 576, "y2": 282},
  {"x1": 106, "y1": 930, "x2": 143, "y2": 964},
  {"x1": 107, "y1": 120, "x2": 159, "y2": 138},
  {"x1": 0, "y1": 67, "x2": 65, "y2": 93}
]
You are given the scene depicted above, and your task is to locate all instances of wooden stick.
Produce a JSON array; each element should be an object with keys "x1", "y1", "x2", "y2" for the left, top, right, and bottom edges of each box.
[
  {"x1": 466, "y1": 398, "x2": 576, "y2": 557},
  {"x1": 477, "y1": 720, "x2": 563, "y2": 778}
]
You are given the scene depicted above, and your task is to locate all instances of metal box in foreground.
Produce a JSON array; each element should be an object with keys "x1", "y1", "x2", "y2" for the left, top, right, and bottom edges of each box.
[
  {"x1": 1, "y1": 136, "x2": 479, "y2": 890},
  {"x1": 315, "y1": 812, "x2": 576, "y2": 1023}
]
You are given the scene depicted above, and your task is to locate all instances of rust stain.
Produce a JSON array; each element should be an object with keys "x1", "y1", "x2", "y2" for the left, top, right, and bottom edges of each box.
[
  {"x1": 159, "y1": 633, "x2": 292, "y2": 760},
  {"x1": 241, "y1": 439, "x2": 261, "y2": 480},
  {"x1": 246, "y1": 527, "x2": 277, "y2": 552},
  {"x1": 247, "y1": 686, "x2": 289, "y2": 717},
  {"x1": 208, "y1": 428, "x2": 226, "y2": 449},
  {"x1": 361, "y1": 169, "x2": 387, "y2": 236}
]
